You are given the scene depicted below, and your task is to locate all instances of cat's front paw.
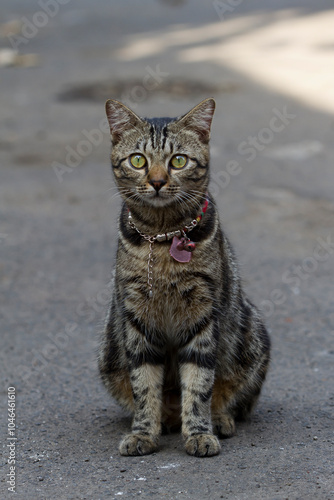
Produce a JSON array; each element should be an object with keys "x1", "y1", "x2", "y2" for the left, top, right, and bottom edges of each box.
[
  {"x1": 119, "y1": 434, "x2": 159, "y2": 456},
  {"x1": 184, "y1": 434, "x2": 221, "y2": 457}
]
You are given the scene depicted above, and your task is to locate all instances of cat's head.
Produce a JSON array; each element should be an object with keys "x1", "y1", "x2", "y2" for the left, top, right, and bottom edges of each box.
[{"x1": 105, "y1": 98, "x2": 215, "y2": 210}]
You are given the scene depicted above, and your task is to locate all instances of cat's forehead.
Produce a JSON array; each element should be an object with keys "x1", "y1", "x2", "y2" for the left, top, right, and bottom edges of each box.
[
  {"x1": 145, "y1": 116, "x2": 175, "y2": 127},
  {"x1": 113, "y1": 116, "x2": 179, "y2": 155},
  {"x1": 141, "y1": 117, "x2": 177, "y2": 152},
  {"x1": 144, "y1": 116, "x2": 175, "y2": 129},
  {"x1": 112, "y1": 112, "x2": 205, "y2": 159}
]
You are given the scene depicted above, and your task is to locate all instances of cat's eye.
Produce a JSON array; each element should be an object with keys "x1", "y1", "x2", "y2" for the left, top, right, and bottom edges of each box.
[
  {"x1": 170, "y1": 155, "x2": 188, "y2": 170},
  {"x1": 129, "y1": 154, "x2": 147, "y2": 169}
]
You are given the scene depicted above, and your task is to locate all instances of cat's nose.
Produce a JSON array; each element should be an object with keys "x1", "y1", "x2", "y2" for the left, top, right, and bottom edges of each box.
[{"x1": 149, "y1": 178, "x2": 167, "y2": 192}]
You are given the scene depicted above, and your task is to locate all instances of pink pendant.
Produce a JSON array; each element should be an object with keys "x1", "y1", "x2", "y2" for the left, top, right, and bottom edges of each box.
[
  {"x1": 176, "y1": 237, "x2": 186, "y2": 251},
  {"x1": 169, "y1": 236, "x2": 192, "y2": 263}
]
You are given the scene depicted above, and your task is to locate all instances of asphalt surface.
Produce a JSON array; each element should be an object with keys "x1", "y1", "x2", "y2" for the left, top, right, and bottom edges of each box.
[{"x1": 1, "y1": 1, "x2": 334, "y2": 499}]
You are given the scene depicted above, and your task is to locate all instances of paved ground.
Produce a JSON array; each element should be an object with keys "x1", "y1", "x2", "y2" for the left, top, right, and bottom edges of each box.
[{"x1": 1, "y1": 1, "x2": 334, "y2": 499}]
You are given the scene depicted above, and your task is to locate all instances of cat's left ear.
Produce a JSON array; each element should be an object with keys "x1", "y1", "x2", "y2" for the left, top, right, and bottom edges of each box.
[{"x1": 176, "y1": 98, "x2": 215, "y2": 143}]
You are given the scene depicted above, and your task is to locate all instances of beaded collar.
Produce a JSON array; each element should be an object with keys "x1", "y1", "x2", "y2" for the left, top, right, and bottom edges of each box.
[{"x1": 127, "y1": 194, "x2": 209, "y2": 298}]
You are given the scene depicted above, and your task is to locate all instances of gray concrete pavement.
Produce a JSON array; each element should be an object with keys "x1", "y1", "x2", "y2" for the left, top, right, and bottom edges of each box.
[{"x1": 1, "y1": 1, "x2": 334, "y2": 499}]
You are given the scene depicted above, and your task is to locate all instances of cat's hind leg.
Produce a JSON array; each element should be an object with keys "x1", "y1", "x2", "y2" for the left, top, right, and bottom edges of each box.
[
  {"x1": 211, "y1": 349, "x2": 270, "y2": 438},
  {"x1": 233, "y1": 349, "x2": 270, "y2": 422},
  {"x1": 211, "y1": 377, "x2": 238, "y2": 438},
  {"x1": 98, "y1": 309, "x2": 135, "y2": 413}
]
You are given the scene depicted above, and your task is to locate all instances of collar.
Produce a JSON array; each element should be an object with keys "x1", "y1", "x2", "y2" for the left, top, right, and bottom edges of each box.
[
  {"x1": 125, "y1": 193, "x2": 209, "y2": 298},
  {"x1": 127, "y1": 193, "x2": 209, "y2": 243}
]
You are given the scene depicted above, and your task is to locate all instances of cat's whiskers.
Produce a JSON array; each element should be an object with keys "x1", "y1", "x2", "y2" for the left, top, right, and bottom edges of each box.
[
  {"x1": 178, "y1": 191, "x2": 203, "y2": 211},
  {"x1": 104, "y1": 185, "x2": 123, "y2": 201},
  {"x1": 127, "y1": 192, "x2": 148, "y2": 210},
  {"x1": 108, "y1": 191, "x2": 128, "y2": 201},
  {"x1": 104, "y1": 185, "x2": 121, "y2": 193},
  {"x1": 173, "y1": 193, "x2": 190, "y2": 215},
  {"x1": 124, "y1": 192, "x2": 142, "y2": 204},
  {"x1": 189, "y1": 189, "x2": 207, "y2": 197},
  {"x1": 107, "y1": 186, "x2": 147, "y2": 207},
  {"x1": 108, "y1": 187, "x2": 135, "y2": 202},
  {"x1": 173, "y1": 192, "x2": 201, "y2": 219},
  {"x1": 184, "y1": 192, "x2": 203, "y2": 206},
  {"x1": 188, "y1": 191, "x2": 209, "y2": 208},
  {"x1": 177, "y1": 191, "x2": 199, "y2": 204}
]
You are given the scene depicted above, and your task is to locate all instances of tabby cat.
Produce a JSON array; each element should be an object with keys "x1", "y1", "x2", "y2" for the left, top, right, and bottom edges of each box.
[{"x1": 98, "y1": 98, "x2": 270, "y2": 457}]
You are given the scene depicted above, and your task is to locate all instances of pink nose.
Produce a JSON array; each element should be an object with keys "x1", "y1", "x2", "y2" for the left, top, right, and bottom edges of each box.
[{"x1": 149, "y1": 179, "x2": 167, "y2": 192}]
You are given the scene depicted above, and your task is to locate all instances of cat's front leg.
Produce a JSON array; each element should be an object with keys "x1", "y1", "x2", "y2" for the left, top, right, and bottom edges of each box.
[
  {"x1": 119, "y1": 332, "x2": 165, "y2": 456},
  {"x1": 179, "y1": 326, "x2": 221, "y2": 457}
]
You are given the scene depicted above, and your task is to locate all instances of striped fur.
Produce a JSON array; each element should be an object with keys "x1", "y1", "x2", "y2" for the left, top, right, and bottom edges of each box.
[{"x1": 98, "y1": 98, "x2": 270, "y2": 457}]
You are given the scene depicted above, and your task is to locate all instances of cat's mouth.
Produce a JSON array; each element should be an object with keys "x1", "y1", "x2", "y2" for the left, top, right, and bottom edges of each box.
[
  {"x1": 131, "y1": 184, "x2": 181, "y2": 207},
  {"x1": 139, "y1": 188, "x2": 176, "y2": 207}
]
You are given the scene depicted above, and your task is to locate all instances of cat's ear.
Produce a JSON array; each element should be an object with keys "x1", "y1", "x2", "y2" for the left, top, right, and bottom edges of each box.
[
  {"x1": 176, "y1": 98, "x2": 215, "y2": 143},
  {"x1": 105, "y1": 99, "x2": 144, "y2": 142}
]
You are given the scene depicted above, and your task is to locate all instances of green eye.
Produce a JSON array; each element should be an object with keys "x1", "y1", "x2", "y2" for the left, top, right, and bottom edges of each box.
[
  {"x1": 170, "y1": 155, "x2": 188, "y2": 169},
  {"x1": 129, "y1": 154, "x2": 146, "y2": 169}
]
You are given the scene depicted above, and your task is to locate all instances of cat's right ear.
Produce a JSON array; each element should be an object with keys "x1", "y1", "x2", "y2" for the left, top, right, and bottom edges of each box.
[{"x1": 105, "y1": 99, "x2": 144, "y2": 143}]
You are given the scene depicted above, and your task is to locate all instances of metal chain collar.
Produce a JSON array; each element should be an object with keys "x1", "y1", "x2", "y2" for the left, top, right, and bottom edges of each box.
[{"x1": 127, "y1": 196, "x2": 208, "y2": 298}]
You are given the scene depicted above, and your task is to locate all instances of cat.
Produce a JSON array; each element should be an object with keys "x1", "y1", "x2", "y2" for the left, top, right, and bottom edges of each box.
[{"x1": 98, "y1": 98, "x2": 270, "y2": 457}]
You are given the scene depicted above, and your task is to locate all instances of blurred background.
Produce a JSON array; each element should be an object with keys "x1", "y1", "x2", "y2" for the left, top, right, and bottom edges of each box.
[{"x1": 1, "y1": 1, "x2": 334, "y2": 498}]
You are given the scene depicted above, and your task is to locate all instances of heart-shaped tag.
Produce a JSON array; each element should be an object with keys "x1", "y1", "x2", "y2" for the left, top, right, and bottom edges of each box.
[{"x1": 169, "y1": 236, "x2": 192, "y2": 263}]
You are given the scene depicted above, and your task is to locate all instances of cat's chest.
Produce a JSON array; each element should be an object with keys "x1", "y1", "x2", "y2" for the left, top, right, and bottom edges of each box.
[
  {"x1": 127, "y1": 237, "x2": 203, "y2": 289},
  {"x1": 118, "y1": 237, "x2": 218, "y2": 337}
]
